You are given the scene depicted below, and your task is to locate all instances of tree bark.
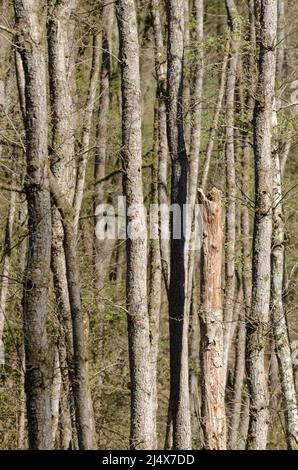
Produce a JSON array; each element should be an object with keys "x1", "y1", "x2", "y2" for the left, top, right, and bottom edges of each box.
[
  {"x1": 222, "y1": 0, "x2": 241, "y2": 386},
  {"x1": 185, "y1": 0, "x2": 204, "y2": 323},
  {"x1": 150, "y1": 0, "x2": 170, "y2": 291},
  {"x1": 49, "y1": 173, "x2": 96, "y2": 449},
  {"x1": 246, "y1": 0, "x2": 277, "y2": 450},
  {"x1": 166, "y1": 0, "x2": 191, "y2": 450},
  {"x1": 73, "y1": 32, "x2": 101, "y2": 234},
  {"x1": 93, "y1": 2, "x2": 115, "y2": 364},
  {"x1": 116, "y1": 0, "x2": 154, "y2": 450},
  {"x1": 269, "y1": 0, "x2": 298, "y2": 449},
  {"x1": 198, "y1": 188, "x2": 226, "y2": 450},
  {"x1": 14, "y1": 0, "x2": 52, "y2": 449},
  {"x1": 201, "y1": 39, "x2": 230, "y2": 191},
  {"x1": 48, "y1": 0, "x2": 97, "y2": 449}
]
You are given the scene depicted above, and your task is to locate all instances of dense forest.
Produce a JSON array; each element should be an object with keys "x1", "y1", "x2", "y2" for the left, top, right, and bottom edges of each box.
[{"x1": 0, "y1": 0, "x2": 298, "y2": 451}]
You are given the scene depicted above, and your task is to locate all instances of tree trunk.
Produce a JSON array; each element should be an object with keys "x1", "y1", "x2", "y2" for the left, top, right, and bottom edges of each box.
[
  {"x1": 228, "y1": 283, "x2": 246, "y2": 449},
  {"x1": 185, "y1": 0, "x2": 204, "y2": 322},
  {"x1": 222, "y1": 0, "x2": 241, "y2": 386},
  {"x1": 150, "y1": 0, "x2": 170, "y2": 291},
  {"x1": 116, "y1": 0, "x2": 154, "y2": 450},
  {"x1": 0, "y1": 183, "x2": 17, "y2": 364},
  {"x1": 14, "y1": 0, "x2": 52, "y2": 449},
  {"x1": 269, "y1": 0, "x2": 298, "y2": 449},
  {"x1": 47, "y1": 0, "x2": 96, "y2": 449},
  {"x1": 246, "y1": 0, "x2": 277, "y2": 450},
  {"x1": 93, "y1": 1, "x2": 115, "y2": 364},
  {"x1": 148, "y1": 158, "x2": 162, "y2": 449},
  {"x1": 73, "y1": 32, "x2": 101, "y2": 234},
  {"x1": 166, "y1": 0, "x2": 191, "y2": 450},
  {"x1": 51, "y1": 346, "x2": 62, "y2": 446},
  {"x1": 49, "y1": 173, "x2": 96, "y2": 449},
  {"x1": 198, "y1": 188, "x2": 226, "y2": 450},
  {"x1": 201, "y1": 39, "x2": 230, "y2": 190}
]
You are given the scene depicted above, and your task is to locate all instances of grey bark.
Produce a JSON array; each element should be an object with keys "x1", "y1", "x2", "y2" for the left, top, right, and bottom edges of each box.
[
  {"x1": 148, "y1": 158, "x2": 162, "y2": 449},
  {"x1": 49, "y1": 173, "x2": 96, "y2": 449},
  {"x1": 270, "y1": 0, "x2": 298, "y2": 449},
  {"x1": 201, "y1": 39, "x2": 230, "y2": 191},
  {"x1": 246, "y1": 0, "x2": 277, "y2": 450},
  {"x1": 93, "y1": 2, "x2": 115, "y2": 361},
  {"x1": 150, "y1": 0, "x2": 170, "y2": 290},
  {"x1": 14, "y1": 0, "x2": 52, "y2": 449},
  {"x1": 185, "y1": 0, "x2": 204, "y2": 323},
  {"x1": 73, "y1": 33, "x2": 101, "y2": 234},
  {"x1": 116, "y1": 0, "x2": 154, "y2": 450},
  {"x1": 51, "y1": 346, "x2": 62, "y2": 445},
  {"x1": 222, "y1": 0, "x2": 241, "y2": 386}
]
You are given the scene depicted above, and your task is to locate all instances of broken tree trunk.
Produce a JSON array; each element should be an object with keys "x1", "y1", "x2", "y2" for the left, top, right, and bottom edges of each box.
[{"x1": 198, "y1": 187, "x2": 226, "y2": 450}]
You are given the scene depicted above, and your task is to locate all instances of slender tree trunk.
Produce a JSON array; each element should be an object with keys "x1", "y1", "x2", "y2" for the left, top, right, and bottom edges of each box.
[
  {"x1": 166, "y1": 0, "x2": 191, "y2": 450},
  {"x1": 51, "y1": 346, "x2": 62, "y2": 446},
  {"x1": 0, "y1": 185, "x2": 16, "y2": 364},
  {"x1": 222, "y1": 0, "x2": 241, "y2": 386},
  {"x1": 73, "y1": 33, "x2": 101, "y2": 234},
  {"x1": 57, "y1": 335, "x2": 73, "y2": 450},
  {"x1": 185, "y1": 0, "x2": 204, "y2": 322},
  {"x1": 150, "y1": 0, "x2": 170, "y2": 291},
  {"x1": 228, "y1": 283, "x2": 245, "y2": 449},
  {"x1": 201, "y1": 39, "x2": 230, "y2": 190},
  {"x1": 271, "y1": 137, "x2": 298, "y2": 449},
  {"x1": 116, "y1": 0, "x2": 154, "y2": 449},
  {"x1": 189, "y1": 279, "x2": 202, "y2": 444},
  {"x1": 49, "y1": 174, "x2": 96, "y2": 449},
  {"x1": 93, "y1": 2, "x2": 115, "y2": 364},
  {"x1": 47, "y1": 0, "x2": 92, "y2": 448},
  {"x1": 198, "y1": 188, "x2": 226, "y2": 450},
  {"x1": 148, "y1": 154, "x2": 162, "y2": 449},
  {"x1": 269, "y1": 0, "x2": 298, "y2": 449},
  {"x1": 246, "y1": 0, "x2": 277, "y2": 450},
  {"x1": 14, "y1": 0, "x2": 52, "y2": 449},
  {"x1": 18, "y1": 346, "x2": 27, "y2": 449}
]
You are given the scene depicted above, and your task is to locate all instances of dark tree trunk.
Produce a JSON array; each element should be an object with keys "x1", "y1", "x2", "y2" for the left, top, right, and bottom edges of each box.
[{"x1": 166, "y1": 0, "x2": 191, "y2": 450}]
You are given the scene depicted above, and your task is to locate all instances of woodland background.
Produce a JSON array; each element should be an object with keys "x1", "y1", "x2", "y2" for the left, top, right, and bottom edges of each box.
[{"x1": 0, "y1": 0, "x2": 298, "y2": 450}]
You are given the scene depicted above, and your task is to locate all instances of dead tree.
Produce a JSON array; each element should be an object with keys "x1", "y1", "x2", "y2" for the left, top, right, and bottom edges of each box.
[{"x1": 198, "y1": 188, "x2": 226, "y2": 450}]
